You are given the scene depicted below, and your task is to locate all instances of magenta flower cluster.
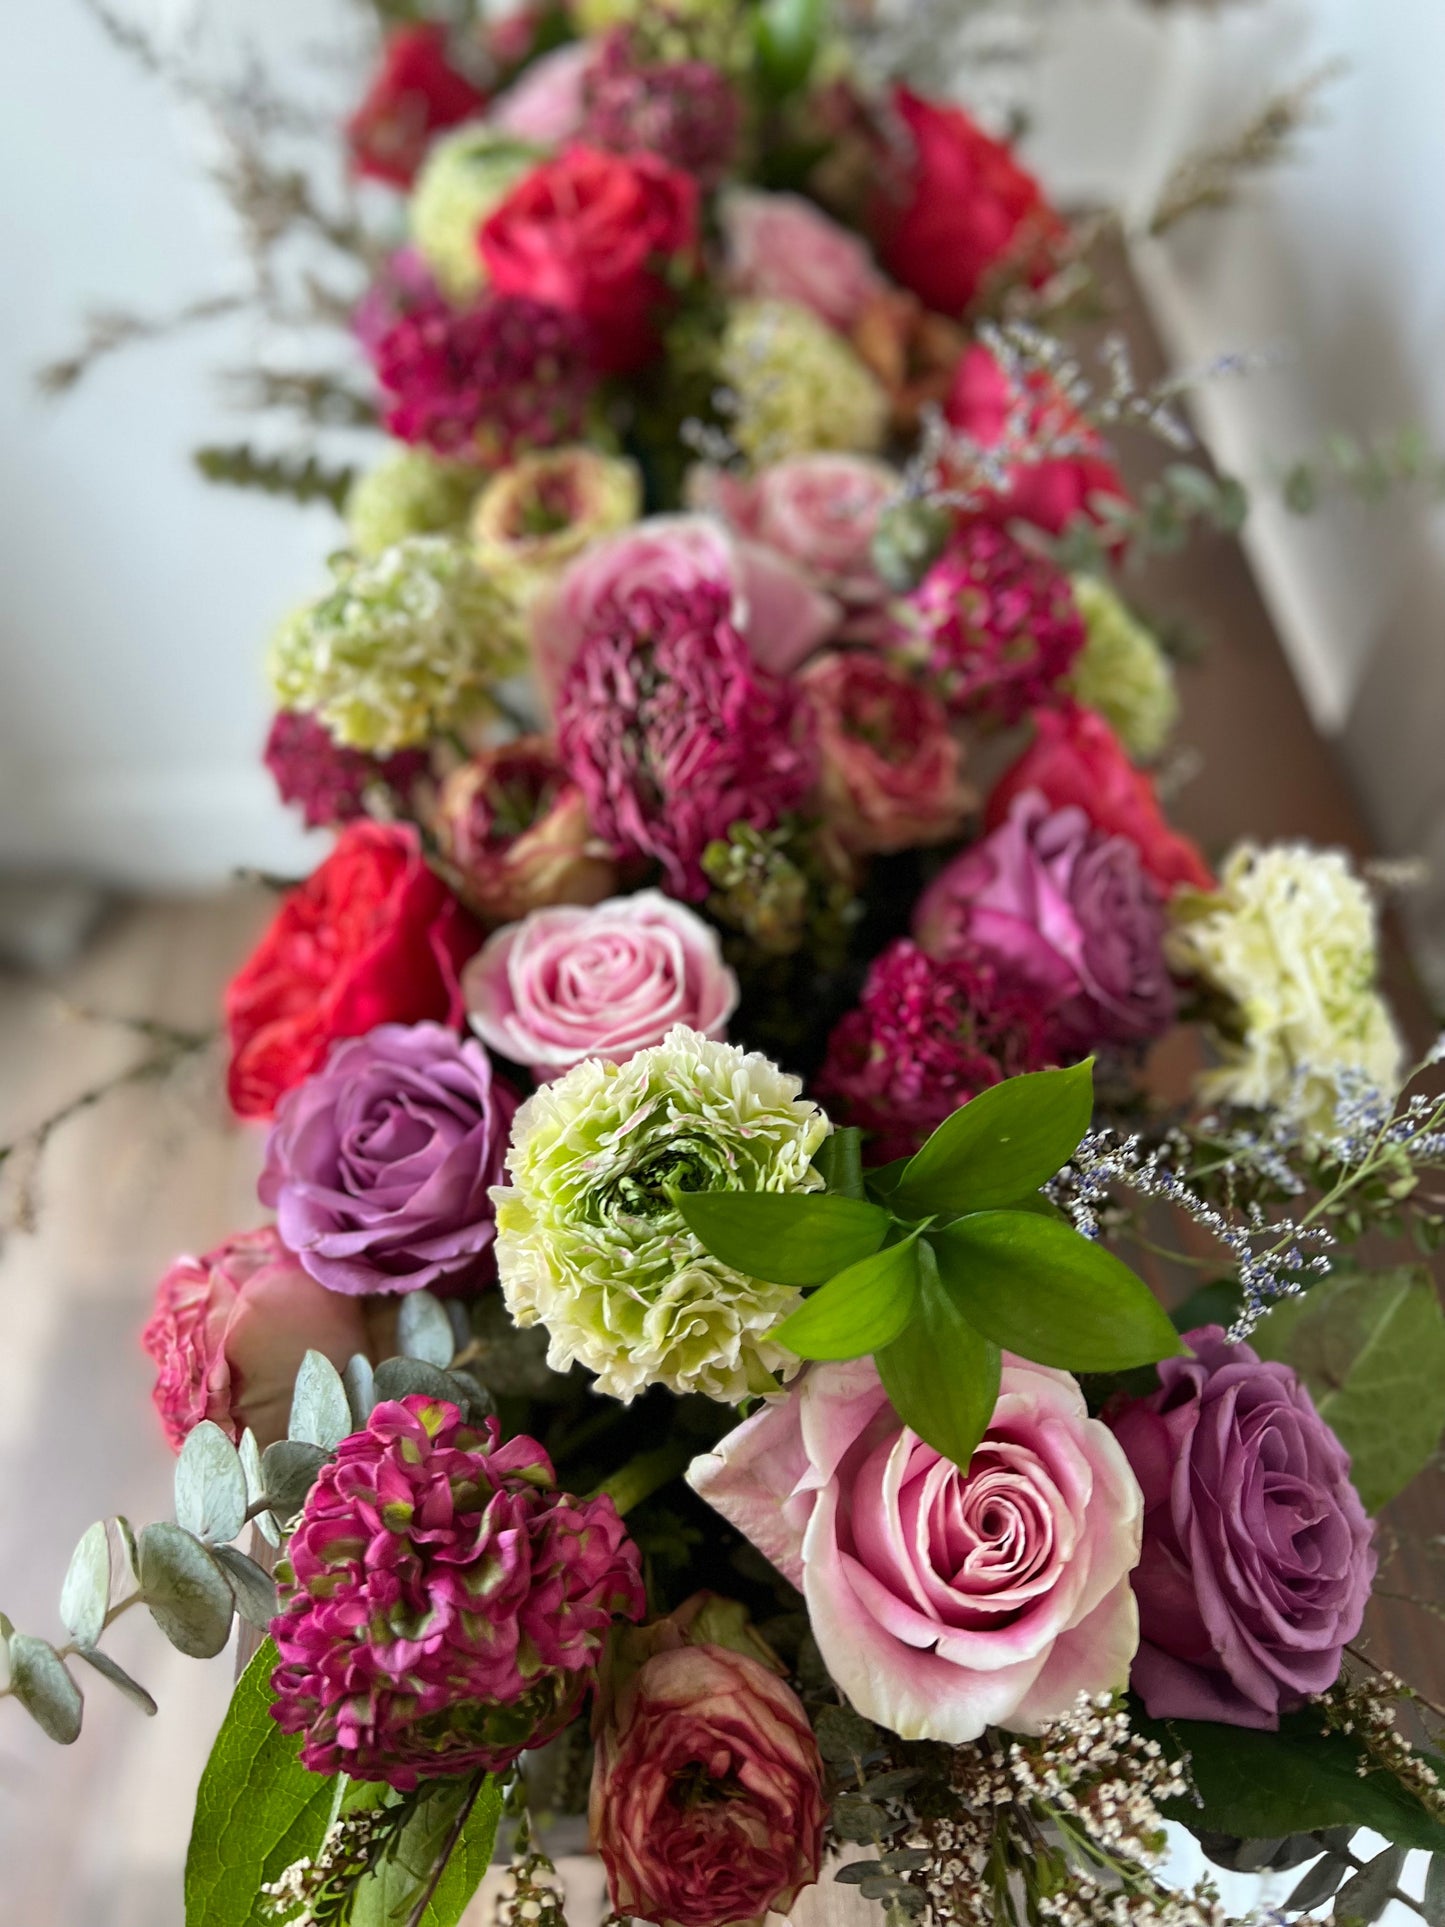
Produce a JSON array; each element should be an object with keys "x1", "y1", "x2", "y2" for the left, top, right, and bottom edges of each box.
[
  {"x1": 580, "y1": 29, "x2": 742, "y2": 189},
  {"x1": 269, "y1": 1397, "x2": 645, "y2": 1789},
  {"x1": 264, "y1": 711, "x2": 427, "y2": 830}
]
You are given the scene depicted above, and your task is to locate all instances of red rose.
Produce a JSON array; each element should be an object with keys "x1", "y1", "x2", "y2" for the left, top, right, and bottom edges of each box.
[
  {"x1": 876, "y1": 87, "x2": 1067, "y2": 316},
  {"x1": 225, "y1": 822, "x2": 479, "y2": 1120},
  {"x1": 945, "y1": 341, "x2": 1130, "y2": 538},
  {"x1": 479, "y1": 143, "x2": 699, "y2": 376},
  {"x1": 346, "y1": 25, "x2": 488, "y2": 191},
  {"x1": 987, "y1": 705, "x2": 1214, "y2": 895}
]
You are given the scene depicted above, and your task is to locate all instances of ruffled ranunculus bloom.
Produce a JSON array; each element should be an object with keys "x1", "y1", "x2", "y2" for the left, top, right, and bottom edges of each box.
[
  {"x1": 719, "y1": 299, "x2": 890, "y2": 464},
  {"x1": 493, "y1": 1027, "x2": 828, "y2": 1402},
  {"x1": 471, "y1": 447, "x2": 642, "y2": 615},
  {"x1": 489, "y1": 40, "x2": 592, "y2": 145},
  {"x1": 225, "y1": 822, "x2": 479, "y2": 1121},
  {"x1": 346, "y1": 24, "x2": 488, "y2": 190},
  {"x1": 270, "y1": 1397, "x2": 645, "y2": 1787},
  {"x1": 895, "y1": 524, "x2": 1085, "y2": 725},
  {"x1": 690, "y1": 1357, "x2": 1143, "y2": 1744},
  {"x1": 480, "y1": 143, "x2": 699, "y2": 375},
  {"x1": 915, "y1": 793, "x2": 1175, "y2": 1054},
  {"x1": 433, "y1": 735, "x2": 617, "y2": 926},
  {"x1": 590, "y1": 1594, "x2": 825, "y2": 1927},
  {"x1": 142, "y1": 1227, "x2": 371, "y2": 1452},
  {"x1": 687, "y1": 455, "x2": 897, "y2": 641},
  {"x1": 556, "y1": 578, "x2": 816, "y2": 903},
  {"x1": 815, "y1": 938, "x2": 1054, "y2": 1164},
  {"x1": 533, "y1": 513, "x2": 838, "y2": 695},
  {"x1": 465, "y1": 890, "x2": 738, "y2": 1079},
  {"x1": 874, "y1": 88, "x2": 1066, "y2": 316},
  {"x1": 1068, "y1": 573, "x2": 1178, "y2": 763},
  {"x1": 409, "y1": 125, "x2": 544, "y2": 302},
  {"x1": 581, "y1": 27, "x2": 742, "y2": 189},
  {"x1": 263, "y1": 711, "x2": 429, "y2": 831},
  {"x1": 800, "y1": 651, "x2": 970, "y2": 857},
  {"x1": 720, "y1": 189, "x2": 886, "y2": 334},
  {"x1": 988, "y1": 704, "x2": 1214, "y2": 896},
  {"x1": 258, "y1": 1022, "x2": 518, "y2": 1298},
  {"x1": 1108, "y1": 1327, "x2": 1375, "y2": 1729}
]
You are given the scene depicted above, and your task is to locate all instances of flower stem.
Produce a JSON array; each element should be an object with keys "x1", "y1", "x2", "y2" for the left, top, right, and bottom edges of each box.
[{"x1": 592, "y1": 1439, "x2": 695, "y2": 1517}]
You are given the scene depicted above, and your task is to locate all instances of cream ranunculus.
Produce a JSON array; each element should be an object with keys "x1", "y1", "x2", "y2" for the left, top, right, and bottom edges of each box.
[{"x1": 471, "y1": 446, "x2": 642, "y2": 621}]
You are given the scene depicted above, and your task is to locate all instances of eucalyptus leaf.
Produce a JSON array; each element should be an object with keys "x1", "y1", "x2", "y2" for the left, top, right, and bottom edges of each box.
[
  {"x1": 772, "y1": 1235, "x2": 920, "y2": 1360},
  {"x1": 930, "y1": 1213, "x2": 1182, "y2": 1372},
  {"x1": 239, "y1": 1429, "x2": 281, "y2": 1550},
  {"x1": 74, "y1": 1646, "x2": 158, "y2": 1717},
  {"x1": 137, "y1": 1523, "x2": 235, "y2": 1659},
  {"x1": 875, "y1": 1243, "x2": 1000, "y2": 1469},
  {"x1": 175, "y1": 1420, "x2": 248, "y2": 1546},
  {"x1": 677, "y1": 1191, "x2": 891, "y2": 1287},
  {"x1": 9, "y1": 1635, "x2": 83, "y2": 1744},
  {"x1": 59, "y1": 1521, "x2": 111, "y2": 1649},
  {"x1": 1283, "y1": 1853, "x2": 1350, "y2": 1912},
  {"x1": 372, "y1": 1356, "x2": 486, "y2": 1417},
  {"x1": 1424, "y1": 1850, "x2": 1445, "y2": 1927},
  {"x1": 289, "y1": 1349, "x2": 353, "y2": 1451},
  {"x1": 213, "y1": 1546, "x2": 281, "y2": 1630},
  {"x1": 893, "y1": 1061, "x2": 1095, "y2": 1218},
  {"x1": 112, "y1": 1516, "x2": 140, "y2": 1589},
  {"x1": 1334, "y1": 1844, "x2": 1407, "y2": 1925},
  {"x1": 343, "y1": 1353, "x2": 377, "y2": 1430},
  {"x1": 814, "y1": 1128, "x2": 865, "y2": 1201},
  {"x1": 397, "y1": 1291, "x2": 456, "y2": 1369},
  {"x1": 260, "y1": 1439, "x2": 331, "y2": 1520}
]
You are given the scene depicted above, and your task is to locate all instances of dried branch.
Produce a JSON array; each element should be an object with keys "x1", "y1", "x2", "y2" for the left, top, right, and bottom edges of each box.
[
  {"x1": 194, "y1": 443, "x2": 356, "y2": 509},
  {"x1": 219, "y1": 367, "x2": 379, "y2": 429},
  {"x1": 36, "y1": 293, "x2": 247, "y2": 396}
]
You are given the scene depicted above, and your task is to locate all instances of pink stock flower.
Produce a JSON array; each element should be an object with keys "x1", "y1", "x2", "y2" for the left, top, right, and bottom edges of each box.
[
  {"x1": 142, "y1": 1227, "x2": 371, "y2": 1452},
  {"x1": 556, "y1": 579, "x2": 816, "y2": 901},
  {"x1": 464, "y1": 889, "x2": 738, "y2": 1079},
  {"x1": 270, "y1": 1397, "x2": 645, "y2": 1789},
  {"x1": 721, "y1": 189, "x2": 886, "y2": 333},
  {"x1": 581, "y1": 29, "x2": 742, "y2": 190},
  {"x1": 689, "y1": 1357, "x2": 1143, "y2": 1745},
  {"x1": 532, "y1": 514, "x2": 838, "y2": 695},
  {"x1": 264, "y1": 711, "x2": 428, "y2": 830}
]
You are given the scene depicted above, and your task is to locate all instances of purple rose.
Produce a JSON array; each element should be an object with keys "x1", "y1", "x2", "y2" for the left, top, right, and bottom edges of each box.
[
  {"x1": 914, "y1": 791, "x2": 1175, "y2": 1053},
  {"x1": 259, "y1": 1021, "x2": 519, "y2": 1297},
  {"x1": 1107, "y1": 1326, "x2": 1376, "y2": 1729}
]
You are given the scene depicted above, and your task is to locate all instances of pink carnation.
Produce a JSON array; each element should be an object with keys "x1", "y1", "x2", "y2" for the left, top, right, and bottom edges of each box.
[
  {"x1": 264, "y1": 711, "x2": 427, "y2": 830},
  {"x1": 270, "y1": 1397, "x2": 645, "y2": 1789},
  {"x1": 556, "y1": 579, "x2": 816, "y2": 902},
  {"x1": 721, "y1": 189, "x2": 886, "y2": 333}
]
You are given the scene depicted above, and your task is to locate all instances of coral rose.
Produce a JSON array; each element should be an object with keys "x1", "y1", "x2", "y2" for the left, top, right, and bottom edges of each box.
[
  {"x1": 690, "y1": 1356, "x2": 1142, "y2": 1743},
  {"x1": 225, "y1": 822, "x2": 479, "y2": 1121},
  {"x1": 142, "y1": 1226, "x2": 370, "y2": 1452},
  {"x1": 464, "y1": 890, "x2": 738, "y2": 1079},
  {"x1": 1108, "y1": 1327, "x2": 1375, "y2": 1729}
]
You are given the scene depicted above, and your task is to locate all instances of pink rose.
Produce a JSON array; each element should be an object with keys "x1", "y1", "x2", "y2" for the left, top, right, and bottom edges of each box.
[
  {"x1": 690, "y1": 1356, "x2": 1143, "y2": 1743},
  {"x1": 532, "y1": 513, "x2": 839, "y2": 695},
  {"x1": 721, "y1": 189, "x2": 886, "y2": 334},
  {"x1": 800, "y1": 650, "x2": 970, "y2": 855},
  {"x1": 688, "y1": 455, "x2": 897, "y2": 641},
  {"x1": 463, "y1": 889, "x2": 738, "y2": 1078},
  {"x1": 488, "y1": 41, "x2": 592, "y2": 145},
  {"x1": 141, "y1": 1226, "x2": 372, "y2": 1452}
]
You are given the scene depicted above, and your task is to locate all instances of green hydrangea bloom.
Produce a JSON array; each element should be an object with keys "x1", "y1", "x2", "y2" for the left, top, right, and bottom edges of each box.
[
  {"x1": 493, "y1": 1027, "x2": 830, "y2": 1403},
  {"x1": 345, "y1": 450, "x2": 479, "y2": 559},
  {"x1": 1068, "y1": 574, "x2": 1179, "y2": 762},
  {"x1": 720, "y1": 299, "x2": 889, "y2": 466},
  {"x1": 410, "y1": 126, "x2": 542, "y2": 302},
  {"x1": 267, "y1": 537, "x2": 517, "y2": 755}
]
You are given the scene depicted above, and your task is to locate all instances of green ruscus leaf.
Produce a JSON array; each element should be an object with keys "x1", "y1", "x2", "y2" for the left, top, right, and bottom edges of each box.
[
  {"x1": 814, "y1": 1127, "x2": 865, "y2": 1200},
  {"x1": 930, "y1": 1212, "x2": 1183, "y2": 1372},
  {"x1": 677, "y1": 1191, "x2": 891, "y2": 1287},
  {"x1": 892, "y1": 1062, "x2": 1095, "y2": 1218},
  {"x1": 136, "y1": 1523, "x2": 235, "y2": 1659},
  {"x1": 772, "y1": 1235, "x2": 921, "y2": 1361},
  {"x1": 875, "y1": 1243, "x2": 1001, "y2": 1469}
]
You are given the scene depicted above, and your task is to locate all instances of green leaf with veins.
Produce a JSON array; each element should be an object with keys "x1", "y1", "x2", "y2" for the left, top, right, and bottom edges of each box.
[
  {"x1": 875, "y1": 1243, "x2": 1001, "y2": 1469},
  {"x1": 892, "y1": 1061, "x2": 1095, "y2": 1217},
  {"x1": 773, "y1": 1234, "x2": 922, "y2": 1360},
  {"x1": 676, "y1": 1191, "x2": 891, "y2": 1286}
]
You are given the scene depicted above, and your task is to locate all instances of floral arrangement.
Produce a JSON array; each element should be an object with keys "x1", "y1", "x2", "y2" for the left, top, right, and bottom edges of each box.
[{"x1": 13, "y1": 6, "x2": 1445, "y2": 1927}]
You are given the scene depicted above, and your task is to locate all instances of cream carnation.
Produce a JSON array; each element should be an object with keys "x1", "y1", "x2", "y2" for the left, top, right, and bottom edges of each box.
[
  {"x1": 1068, "y1": 574, "x2": 1178, "y2": 762},
  {"x1": 720, "y1": 300, "x2": 889, "y2": 466},
  {"x1": 1168, "y1": 841, "x2": 1404, "y2": 1139},
  {"x1": 345, "y1": 449, "x2": 477, "y2": 559},
  {"x1": 492, "y1": 1027, "x2": 828, "y2": 1402}
]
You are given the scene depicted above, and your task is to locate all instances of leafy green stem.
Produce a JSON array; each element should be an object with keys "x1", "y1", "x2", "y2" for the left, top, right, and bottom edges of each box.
[{"x1": 592, "y1": 1439, "x2": 696, "y2": 1517}]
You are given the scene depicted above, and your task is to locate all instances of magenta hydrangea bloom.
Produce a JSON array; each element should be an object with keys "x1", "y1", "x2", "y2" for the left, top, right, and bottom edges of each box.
[
  {"x1": 556, "y1": 581, "x2": 815, "y2": 901},
  {"x1": 370, "y1": 289, "x2": 596, "y2": 466},
  {"x1": 580, "y1": 29, "x2": 742, "y2": 189},
  {"x1": 270, "y1": 1397, "x2": 645, "y2": 1788},
  {"x1": 264, "y1": 711, "x2": 427, "y2": 830},
  {"x1": 897, "y1": 524, "x2": 1085, "y2": 725}
]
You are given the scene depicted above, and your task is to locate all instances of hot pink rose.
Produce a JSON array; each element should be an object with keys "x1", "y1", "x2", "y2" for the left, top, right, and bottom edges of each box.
[
  {"x1": 464, "y1": 890, "x2": 738, "y2": 1078},
  {"x1": 690, "y1": 1357, "x2": 1142, "y2": 1743},
  {"x1": 142, "y1": 1227, "x2": 371, "y2": 1452},
  {"x1": 488, "y1": 41, "x2": 592, "y2": 145},
  {"x1": 688, "y1": 455, "x2": 897, "y2": 641},
  {"x1": 532, "y1": 513, "x2": 839, "y2": 695},
  {"x1": 721, "y1": 189, "x2": 886, "y2": 334}
]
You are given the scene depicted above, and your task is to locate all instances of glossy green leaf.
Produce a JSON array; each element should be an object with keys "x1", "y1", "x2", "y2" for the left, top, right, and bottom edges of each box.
[
  {"x1": 74, "y1": 1646, "x2": 157, "y2": 1717},
  {"x1": 930, "y1": 1212, "x2": 1183, "y2": 1372},
  {"x1": 397, "y1": 1291, "x2": 455, "y2": 1370},
  {"x1": 773, "y1": 1236, "x2": 921, "y2": 1360},
  {"x1": 677, "y1": 1191, "x2": 891, "y2": 1287},
  {"x1": 137, "y1": 1523, "x2": 235, "y2": 1659},
  {"x1": 875, "y1": 1244, "x2": 1001, "y2": 1469},
  {"x1": 175, "y1": 1420, "x2": 248, "y2": 1546},
  {"x1": 289, "y1": 1350, "x2": 352, "y2": 1451},
  {"x1": 755, "y1": 0, "x2": 827, "y2": 96},
  {"x1": 10, "y1": 1635, "x2": 83, "y2": 1744},
  {"x1": 350, "y1": 1775, "x2": 504, "y2": 1927},
  {"x1": 893, "y1": 1061, "x2": 1095, "y2": 1217},
  {"x1": 814, "y1": 1127, "x2": 865, "y2": 1201},
  {"x1": 59, "y1": 1521, "x2": 111, "y2": 1648}
]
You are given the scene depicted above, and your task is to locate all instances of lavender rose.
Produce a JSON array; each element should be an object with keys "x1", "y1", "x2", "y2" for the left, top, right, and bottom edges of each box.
[
  {"x1": 915, "y1": 790, "x2": 1175, "y2": 1054},
  {"x1": 259, "y1": 1021, "x2": 518, "y2": 1297},
  {"x1": 1107, "y1": 1325, "x2": 1376, "y2": 1729},
  {"x1": 464, "y1": 890, "x2": 738, "y2": 1079}
]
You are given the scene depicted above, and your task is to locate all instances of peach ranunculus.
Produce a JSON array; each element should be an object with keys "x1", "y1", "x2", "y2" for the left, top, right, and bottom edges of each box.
[{"x1": 689, "y1": 1356, "x2": 1143, "y2": 1744}]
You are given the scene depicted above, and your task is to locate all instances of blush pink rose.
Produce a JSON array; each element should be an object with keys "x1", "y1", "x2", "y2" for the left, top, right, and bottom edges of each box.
[
  {"x1": 142, "y1": 1226, "x2": 372, "y2": 1452},
  {"x1": 721, "y1": 189, "x2": 886, "y2": 334},
  {"x1": 689, "y1": 1356, "x2": 1143, "y2": 1744},
  {"x1": 532, "y1": 514, "x2": 839, "y2": 695},
  {"x1": 488, "y1": 41, "x2": 592, "y2": 145},
  {"x1": 463, "y1": 889, "x2": 738, "y2": 1078}
]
